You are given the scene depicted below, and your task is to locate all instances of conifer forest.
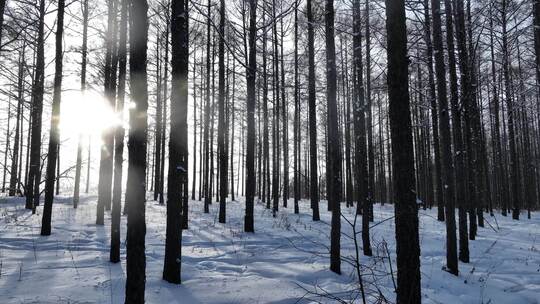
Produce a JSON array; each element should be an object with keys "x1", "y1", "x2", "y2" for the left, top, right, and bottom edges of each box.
[{"x1": 0, "y1": 0, "x2": 539, "y2": 303}]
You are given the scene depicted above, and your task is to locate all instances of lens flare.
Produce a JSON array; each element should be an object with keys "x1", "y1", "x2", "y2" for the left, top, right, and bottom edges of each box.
[{"x1": 60, "y1": 90, "x2": 120, "y2": 139}]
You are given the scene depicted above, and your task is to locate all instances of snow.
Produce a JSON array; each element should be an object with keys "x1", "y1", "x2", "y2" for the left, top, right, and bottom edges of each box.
[{"x1": 0, "y1": 194, "x2": 539, "y2": 303}]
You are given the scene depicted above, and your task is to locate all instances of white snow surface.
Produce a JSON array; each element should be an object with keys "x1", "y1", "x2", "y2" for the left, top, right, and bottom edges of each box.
[{"x1": 0, "y1": 194, "x2": 539, "y2": 303}]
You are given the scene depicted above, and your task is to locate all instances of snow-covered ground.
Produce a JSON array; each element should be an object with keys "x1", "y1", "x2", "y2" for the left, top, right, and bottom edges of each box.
[{"x1": 0, "y1": 194, "x2": 538, "y2": 303}]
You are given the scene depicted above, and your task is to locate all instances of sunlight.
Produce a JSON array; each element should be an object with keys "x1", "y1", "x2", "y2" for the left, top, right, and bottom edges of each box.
[{"x1": 60, "y1": 90, "x2": 121, "y2": 139}]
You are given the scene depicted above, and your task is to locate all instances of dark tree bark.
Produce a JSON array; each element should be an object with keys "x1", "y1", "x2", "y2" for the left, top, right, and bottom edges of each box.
[
  {"x1": 424, "y1": 0, "x2": 444, "y2": 222},
  {"x1": 203, "y1": 0, "x2": 212, "y2": 213},
  {"x1": 280, "y1": 2, "x2": 288, "y2": 209},
  {"x1": 124, "y1": 0, "x2": 149, "y2": 301},
  {"x1": 271, "y1": 0, "x2": 280, "y2": 218},
  {"x1": 244, "y1": 0, "x2": 256, "y2": 232},
  {"x1": 154, "y1": 35, "x2": 163, "y2": 202},
  {"x1": 501, "y1": 0, "x2": 520, "y2": 220},
  {"x1": 217, "y1": 0, "x2": 228, "y2": 224},
  {"x1": 385, "y1": 0, "x2": 421, "y2": 302},
  {"x1": 454, "y1": 0, "x2": 478, "y2": 239},
  {"x1": 365, "y1": 0, "x2": 374, "y2": 222},
  {"x1": 306, "y1": 0, "x2": 319, "y2": 221},
  {"x1": 431, "y1": 0, "x2": 458, "y2": 275},
  {"x1": 26, "y1": 0, "x2": 46, "y2": 212},
  {"x1": 352, "y1": 0, "x2": 372, "y2": 256},
  {"x1": 55, "y1": 149, "x2": 60, "y2": 195},
  {"x1": 41, "y1": 0, "x2": 65, "y2": 236},
  {"x1": 293, "y1": 0, "x2": 299, "y2": 214},
  {"x1": 444, "y1": 0, "x2": 469, "y2": 263},
  {"x1": 535, "y1": 0, "x2": 540, "y2": 106},
  {"x1": 0, "y1": 0, "x2": 5, "y2": 48},
  {"x1": 110, "y1": 0, "x2": 128, "y2": 264},
  {"x1": 160, "y1": 19, "x2": 169, "y2": 206},
  {"x1": 262, "y1": 0, "x2": 270, "y2": 208},
  {"x1": 163, "y1": 0, "x2": 188, "y2": 285},
  {"x1": 325, "y1": 0, "x2": 342, "y2": 275}
]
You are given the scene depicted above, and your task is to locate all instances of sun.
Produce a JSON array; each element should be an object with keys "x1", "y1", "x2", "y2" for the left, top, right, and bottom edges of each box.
[{"x1": 59, "y1": 90, "x2": 121, "y2": 139}]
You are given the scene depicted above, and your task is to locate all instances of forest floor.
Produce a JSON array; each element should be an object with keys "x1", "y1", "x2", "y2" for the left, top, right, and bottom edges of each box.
[{"x1": 0, "y1": 194, "x2": 539, "y2": 303}]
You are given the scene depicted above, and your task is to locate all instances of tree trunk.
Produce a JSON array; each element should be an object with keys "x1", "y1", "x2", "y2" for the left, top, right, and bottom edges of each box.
[
  {"x1": 110, "y1": 0, "x2": 128, "y2": 263},
  {"x1": 293, "y1": 0, "x2": 300, "y2": 214},
  {"x1": 444, "y1": 0, "x2": 469, "y2": 263},
  {"x1": 203, "y1": 0, "x2": 212, "y2": 213},
  {"x1": 352, "y1": 0, "x2": 372, "y2": 256},
  {"x1": 307, "y1": 0, "x2": 319, "y2": 221},
  {"x1": 454, "y1": 0, "x2": 478, "y2": 239},
  {"x1": 431, "y1": 0, "x2": 458, "y2": 275},
  {"x1": 365, "y1": 0, "x2": 374, "y2": 222},
  {"x1": 244, "y1": 0, "x2": 257, "y2": 232},
  {"x1": 0, "y1": 0, "x2": 5, "y2": 49},
  {"x1": 217, "y1": 0, "x2": 228, "y2": 224},
  {"x1": 325, "y1": 0, "x2": 342, "y2": 275},
  {"x1": 26, "y1": 0, "x2": 46, "y2": 212},
  {"x1": 280, "y1": 2, "x2": 288, "y2": 209},
  {"x1": 501, "y1": 0, "x2": 520, "y2": 220},
  {"x1": 163, "y1": 0, "x2": 188, "y2": 285},
  {"x1": 424, "y1": 0, "x2": 444, "y2": 222},
  {"x1": 41, "y1": 0, "x2": 65, "y2": 236},
  {"x1": 271, "y1": 0, "x2": 280, "y2": 218},
  {"x1": 154, "y1": 35, "x2": 163, "y2": 202},
  {"x1": 124, "y1": 0, "x2": 149, "y2": 300},
  {"x1": 385, "y1": 0, "x2": 421, "y2": 302}
]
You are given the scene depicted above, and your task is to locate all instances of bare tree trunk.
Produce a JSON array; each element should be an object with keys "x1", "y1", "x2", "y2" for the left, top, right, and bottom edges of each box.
[
  {"x1": 154, "y1": 35, "x2": 163, "y2": 202},
  {"x1": 365, "y1": 0, "x2": 374, "y2": 222},
  {"x1": 26, "y1": 0, "x2": 46, "y2": 212},
  {"x1": 0, "y1": 0, "x2": 5, "y2": 49},
  {"x1": 280, "y1": 1, "x2": 288, "y2": 209},
  {"x1": 454, "y1": 0, "x2": 478, "y2": 239},
  {"x1": 217, "y1": 0, "x2": 228, "y2": 224},
  {"x1": 444, "y1": 0, "x2": 469, "y2": 263},
  {"x1": 385, "y1": 0, "x2": 421, "y2": 301},
  {"x1": 110, "y1": 0, "x2": 128, "y2": 263},
  {"x1": 162, "y1": 0, "x2": 187, "y2": 285},
  {"x1": 124, "y1": 0, "x2": 149, "y2": 301},
  {"x1": 352, "y1": 0, "x2": 372, "y2": 256},
  {"x1": 325, "y1": 0, "x2": 342, "y2": 275},
  {"x1": 307, "y1": 0, "x2": 319, "y2": 221},
  {"x1": 424, "y1": 0, "x2": 444, "y2": 222},
  {"x1": 262, "y1": 0, "x2": 270, "y2": 209},
  {"x1": 271, "y1": 0, "x2": 280, "y2": 218},
  {"x1": 244, "y1": 0, "x2": 256, "y2": 232},
  {"x1": 41, "y1": 0, "x2": 65, "y2": 236},
  {"x1": 431, "y1": 0, "x2": 458, "y2": 275},
  {"x1": 293, "y1": 0, "x2": 299, "y2": 214},
  {"x1": 501, "y1": 0, "x2": 520, "y2": 220},
  {"x1": 203, "y1": 0, "x2": 212, "y2": 213}
]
